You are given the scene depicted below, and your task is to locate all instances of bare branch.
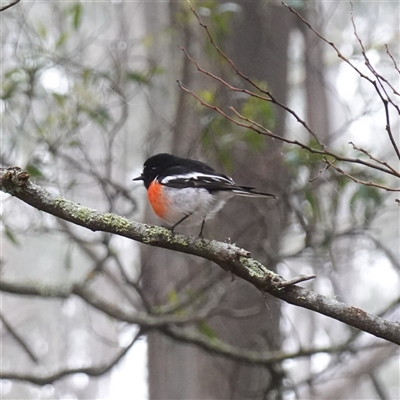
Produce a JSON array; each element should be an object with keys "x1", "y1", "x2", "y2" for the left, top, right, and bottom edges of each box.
[
  {"x1": 285, "y1": 1, "x2": 400, "y2": 161},
  {"x1": 1, "y1": 167, "x2": 400, "y2": 345},
  {"x1": 0, "y1": 312, "x2": 39, "y2": 363},
  {"x1": 185, "y1": 4, "x2": 321, "y2": 143},
  {"x1": 1, "y1": 329, "x2": 142, "y2": 385},
  {"x1": 385, "y1": 44, "x2": 400, "y2": 75},
  {"x1": 178, "y1": 80, "x2": 400, "y2": 181},
  {"x1": 0, "y1": 0, "x2": 20, "y2": 12},
  {"x1": 162, "y1": 325, "x2": 352, "y2": 366},
  {"x1": 178, "y1": 45, "x2": 273, "y2": 104},
  {"x1": 324, "y1": 158, "x2": 400, "y2": 192},
  {"x1": 349, "y1": 142, "x2": 399, "y2": 176},
  {"x1": 350, "y1": 4, "x2": 400, "y2": 99},
  {"x1": 272, "y1": 274, "x2": 316, "y2": 288},
  {"x1": 178, "y1": 3, "x2": 400, "y2": 189},
  {"x1": 283, "y1": 2, "x2": 374, "y2": 84},
  {"x1": 309, "y1": 164, "x2": 330, "y2": 182}
]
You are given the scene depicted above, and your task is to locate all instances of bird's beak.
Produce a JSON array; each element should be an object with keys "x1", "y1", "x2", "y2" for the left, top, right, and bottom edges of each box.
[{"x1": 132, "y1": 175, "x2": 144, "y2": 181}]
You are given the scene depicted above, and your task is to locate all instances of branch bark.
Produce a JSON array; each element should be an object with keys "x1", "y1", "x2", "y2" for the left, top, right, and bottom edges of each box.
[{"x1": 1, "y1": 167, "x2": 400, "y2": 345}]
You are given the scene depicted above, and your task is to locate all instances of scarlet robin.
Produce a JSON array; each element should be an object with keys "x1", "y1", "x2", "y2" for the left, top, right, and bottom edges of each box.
[{"x1": 133, "y1": 153, "x2": 277, "y2": 236}]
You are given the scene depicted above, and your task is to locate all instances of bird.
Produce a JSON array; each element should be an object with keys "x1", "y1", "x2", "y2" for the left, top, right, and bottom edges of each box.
[{"x1": 133, "y1": 153, "x2": 277, "y2": 236}]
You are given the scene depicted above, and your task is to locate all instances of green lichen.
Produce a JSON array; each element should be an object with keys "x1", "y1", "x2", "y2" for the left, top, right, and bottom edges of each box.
[
  {"x1": 102, "y1": 213, "x2": 131, "y2": 231},
  {"x1": 142, "y1": 225, "x2": 175, "y2": 244},
  {"x1": 71, "y1": 207, "x2": 93, "y2": 222},
  {"x1": 54, "y1": 197, "x2": 95, "y2": 223},
  {"x1": 54, "y1": 197, "x2": 75, "y2": 212},
  {"x1": 240, "y1": 257, "x2": 278, "y2": 281},
  {"x1": 240, "y1": 257, "x2": 266, "y2": 279}
]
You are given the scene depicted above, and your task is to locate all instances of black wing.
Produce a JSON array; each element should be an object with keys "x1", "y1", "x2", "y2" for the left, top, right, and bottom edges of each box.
[{"x1": 159, "y1": 169, "x2": 277, "y2": 198}]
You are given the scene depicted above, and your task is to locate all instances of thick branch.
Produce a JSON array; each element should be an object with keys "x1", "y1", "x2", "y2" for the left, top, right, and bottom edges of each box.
[{"x1": 1, "y1": 167, "x2": 399, "y2": 345}]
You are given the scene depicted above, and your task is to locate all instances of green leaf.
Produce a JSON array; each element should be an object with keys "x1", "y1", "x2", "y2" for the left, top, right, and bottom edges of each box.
[
  {"x1": 79, "y1": 105, "x2": 111, "y2": 127},
  {"x1": 199, "y1": 89, "x2": 215, "y2": 104},
  {"x1": 125, "y1": 70, "x2": 151, "y2": 85},
  {"x1": 242, "y1": 130, "x2": 264, "y2": 151},
  {"x1": 167, "y1": 289, "x2": 179, "y2": 306},
  {"x1": 37, "y1": 21, "x2": 47, "y2": 38},
  {"x1": 68, "y1": 139, "x2": 81, "y2": 147},
  {"x1": 241, "y1": 93, "x2": 275, "y2": 130},
  {"x1": 81, "y1": 69, "x2": 92, "y2": 84},
  {"x1": 52, "y1": 93, "x2": 66, "y2": 106},
  {"x1": 25, "y1": 164, "x2": 43, "y2": 178},
  {"x1": 56, "y1": 32, "x2": 69, "y2": 49},
  {"x1": 71, "y1": 4, "x2": 83, "y2": 30},
  {"x1": 304, "y1": 187, "x2": 320, "y2": 221},
  {"x1": 198, "y1": 321, "x2": 218, "y2": 339},
  {"x1": 350, "y1": 185, "x2": 382, "y2": 207},
  {"x1": 1, "y1": 81, "x2": 17, "y2": 100},
  {"x1": 349, "y1": 184, "x2": 383, "y2": 221},
  {"x1": 4, "y1": 225, "x2": 20, "y2": 246},
  {"x1": 137, "y1": 65, "x2": 165, "y2": 80}
]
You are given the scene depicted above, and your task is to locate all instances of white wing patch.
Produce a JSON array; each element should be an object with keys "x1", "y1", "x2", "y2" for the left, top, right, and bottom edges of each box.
[{"x1": 160, "y1": 172, "x2": 235, "y2": 185}]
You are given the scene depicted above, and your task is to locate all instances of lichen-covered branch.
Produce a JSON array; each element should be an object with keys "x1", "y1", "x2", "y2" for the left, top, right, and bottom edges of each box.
[{"x1": 1, "y1": 167, "x2": 399, "y2": 345}]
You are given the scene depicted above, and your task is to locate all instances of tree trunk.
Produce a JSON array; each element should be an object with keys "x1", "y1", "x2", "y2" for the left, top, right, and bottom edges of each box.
[{"x1": 142, "y1": 2, "x2": 293, "y2": 398}]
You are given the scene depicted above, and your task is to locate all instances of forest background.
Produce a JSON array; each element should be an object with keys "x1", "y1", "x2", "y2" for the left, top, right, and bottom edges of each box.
[{"x1": 1, "y1": 1, "x2": 399, "y2": 399}]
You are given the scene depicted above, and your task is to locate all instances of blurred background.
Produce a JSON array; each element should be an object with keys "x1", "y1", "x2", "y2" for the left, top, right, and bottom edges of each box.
[{"x1": 1, "y1": 1, "x2": 399, "y2": 399}]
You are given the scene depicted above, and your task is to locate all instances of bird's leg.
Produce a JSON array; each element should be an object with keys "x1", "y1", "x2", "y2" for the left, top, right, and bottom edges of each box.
[
  {"x1": 169, "y1": 213, "x2": 192, "y2": 232},
  {"x1": 198, "y1": 218, "x2": 206, "y2": 238}
]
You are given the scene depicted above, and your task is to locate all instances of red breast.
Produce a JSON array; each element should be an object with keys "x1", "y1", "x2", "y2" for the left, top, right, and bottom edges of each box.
[{"x1": 147, "y1": 180, "x2": 168, "y2": 219}]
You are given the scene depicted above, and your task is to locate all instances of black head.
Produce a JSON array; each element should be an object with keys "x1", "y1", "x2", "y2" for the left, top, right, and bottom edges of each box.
[{"x1": 133, "y1": 153, "x2": 179, "y2": 188}]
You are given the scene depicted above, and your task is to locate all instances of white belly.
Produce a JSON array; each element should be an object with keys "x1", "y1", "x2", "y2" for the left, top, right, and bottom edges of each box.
[{"x1": 161, "y1": 187, "x2": 233, "y2": 226}]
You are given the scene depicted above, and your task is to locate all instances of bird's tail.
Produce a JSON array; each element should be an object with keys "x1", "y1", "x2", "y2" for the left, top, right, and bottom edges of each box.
[{"x1": 233, "y1": 186, "x2": 277, "y2": 199}]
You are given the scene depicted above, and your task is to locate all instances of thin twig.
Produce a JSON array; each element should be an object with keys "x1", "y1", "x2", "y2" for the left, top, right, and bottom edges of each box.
[
  {"x1": 163, "y1": 325, "x2": 351, "y2": 366},
  {"x1": 0, "y1": 0, "x2": 20, "y2": 12},
  {"x1": 177, "y1": 80, "x2": 400, "y2": 180},
  {"x1": 325, "y1": 158, "x2": 400, "y2": 192},
  {"x1": 0, "y1": 312, "x2": 39, "y2": 363},
  {"x1": 272, "y1": 274, "x2": 316, "y2": 289},
  {"x1": 350, "y1": 3, "x2": 400, "y2": 99},
  {"x1": 283, "y1": 2, "x2": 373, "y2": 82},
  {"x1": 349, "y1": 4, "x2": 400, "y2": 162},
  {"x1": 309, "y1": 164, "x2": 330, "y2": 182},
  {"x1": 1, "y1": 329, "x2": 144, "y2": 385},
  {"x1": 179, "y1": 45, "x2": 273, "y2": 104},
  {"x1": 348, "y1": 142, "x2": 400, "y2": 176},
  {"x1": 229, "y1": 106, "x2": 275, "y2": 135},
  {"x1": 287, "y1": 0, "x2": 400, "y2": 162},
  {"x1": 186, "y1": 1, "x2": 321, "y2": 143},
  {"x1": 287, "y1": 2, "x2": 400, "y2": 161},
  {"x1": 385, "y1": 44, "x2": 400, "y2": 75},
  {"x1": 182, "y1": 2, "x2": 400, "y2": 185}
]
